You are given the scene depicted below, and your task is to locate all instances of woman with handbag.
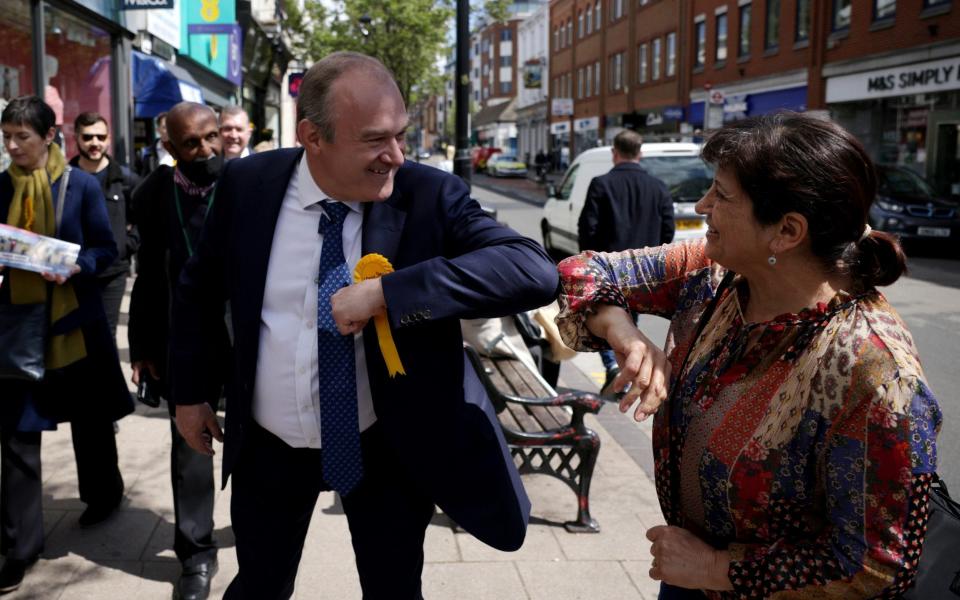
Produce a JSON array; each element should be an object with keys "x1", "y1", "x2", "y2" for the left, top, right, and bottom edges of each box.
[
  {"x1": 0, "y1": 96, "x2": 132, "y2": 592},
  {"x1": 556, "y1": 112, "x2": 943, "y2": 598}
]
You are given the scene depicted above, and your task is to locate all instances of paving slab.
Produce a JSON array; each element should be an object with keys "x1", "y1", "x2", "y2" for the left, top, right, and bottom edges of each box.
[{"x1": 515, "y1": 560, "x2": 643, "y2": 600}]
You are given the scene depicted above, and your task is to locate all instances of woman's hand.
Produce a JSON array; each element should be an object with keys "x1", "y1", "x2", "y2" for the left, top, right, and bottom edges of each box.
[
  {"x1": 586, "y1": 304, "x2": 671, "y2": 421},
  {"x1": 647, "y1": 525, "x2": 733, "y2": 591},
  {"x1": 40, "y1": 264, "x2": 81, "y2": 285}
]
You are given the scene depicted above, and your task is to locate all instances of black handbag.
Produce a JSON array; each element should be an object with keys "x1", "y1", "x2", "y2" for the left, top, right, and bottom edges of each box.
[
  {"x1": 0, "y1": 167, "x2": 70, "y2": 382},
  {"x1": 904, "y1": 474, "x2": 960, "y2": 598}
]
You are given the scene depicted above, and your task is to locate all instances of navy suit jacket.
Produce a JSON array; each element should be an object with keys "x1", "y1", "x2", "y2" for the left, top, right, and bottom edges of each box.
[{"x1": 169, "y1": 148, "x2": 559, "y2": 551}]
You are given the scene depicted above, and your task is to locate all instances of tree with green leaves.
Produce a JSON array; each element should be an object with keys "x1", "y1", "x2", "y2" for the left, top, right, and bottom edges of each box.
[{"x1": 284, "y1": 0, "x2": 453, "y2": 106}]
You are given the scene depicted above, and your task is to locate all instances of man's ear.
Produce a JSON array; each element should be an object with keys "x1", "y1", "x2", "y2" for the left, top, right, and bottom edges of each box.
[
  {"x1": 771, "y1": 211, "x2": 809, "y2": 254},
  {"x1": 296, "y1": 119, "x2": 322, "y2": 153},
  {"x1": 162, "y1": 139, "x2": 177, "y2": 159}
]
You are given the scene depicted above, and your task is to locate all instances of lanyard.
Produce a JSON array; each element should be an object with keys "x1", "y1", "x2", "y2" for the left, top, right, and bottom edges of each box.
[{"x1": 172, "y1": 184, "x2": 216, "y2": 258}]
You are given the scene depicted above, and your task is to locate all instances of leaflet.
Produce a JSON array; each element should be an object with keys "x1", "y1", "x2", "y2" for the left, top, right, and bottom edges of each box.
[{"x1": 0, "y1": 223, "x2": 80, "y2": 276}]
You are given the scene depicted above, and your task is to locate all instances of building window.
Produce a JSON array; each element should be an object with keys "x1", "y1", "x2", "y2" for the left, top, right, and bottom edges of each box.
[
  {"x1": 595, "y1": 1, "x2": 601, "y2": 29},
  {"x1": 578, "y1": 67, "x2": 584, "y2": 98},
  {"x1": 586, "y1": 63, "x2": 592, "y2": 96},
  {"x1": 610, "y1": 53, "x2": 623, "y2": 91},
  {"x1": 612, "y1": 0, "x2": 624, "y2": 21},
  {"x1": 553, "y1": 27, "x2": 559, "y2": 50},
  {"x1": 586, "y1": 8, "x2": 592, "y2": 34},
  {"x1": 739, "y1": 2, "x2": 751, "y2": 57},
  {"x1": 923, "y1": 0, "x2": 949, "y2": 6},
  {"x1": 567, "y1": 18, "x2": 573, "y2": 45},
  {"x1": 715, "y1": 12, "x2": 728, "y2": 63},
  {"x1": 501, "y1": 28, "x2": 512, "y2": 41},
  {"x1": 638, "y1": 43, "x2": 648, "y2": 83},
  {"x1": 874, "y1": 0, "x2": 896, "y2": 20},
  {"x1": 833, "y1": 0, "x2": 851, "y2": 31},
  {"x1": 652, "y1": 38, "x2": 662, "y2": 80},
  {"x1": 765, "y1": 0, "x2": 781, "y2": 50},
  {"x1": 796, "y1": 0, "x2": 811, "y2": 41},
  {"x1": 666, "y1": 32, "x2": 676, "y2": 77},
  {"x1": 500, "y1": 81, "x2": 512, "y2": 94},
  {"x1": 578, "y1": 12, "x2": 584, "y2": 38},
  {"x1": 500, "y1": 56, "x2": 511, "y2": 67},
  {"x1": 694, "y1": 18, "x2": 706, "y2": 69}
]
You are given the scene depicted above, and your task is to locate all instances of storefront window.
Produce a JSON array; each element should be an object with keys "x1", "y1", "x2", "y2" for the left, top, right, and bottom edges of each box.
[
  {"x1": 0, "y1": 0, "x2": 34, "y2": 172},
  {"x1": 44, "y1": 3, "x2": 114, "y2": 159}
]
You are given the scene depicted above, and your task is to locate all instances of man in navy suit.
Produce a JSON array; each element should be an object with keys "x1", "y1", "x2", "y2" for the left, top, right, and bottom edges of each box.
[{"x1": 169, "y1": 52, "x2": 558, "y2": 599}]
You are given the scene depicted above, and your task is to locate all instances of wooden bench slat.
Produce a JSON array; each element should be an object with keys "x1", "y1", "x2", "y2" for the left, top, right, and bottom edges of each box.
[{"x1": 497, "y1": 359, "x2": 568, "y2": 431}]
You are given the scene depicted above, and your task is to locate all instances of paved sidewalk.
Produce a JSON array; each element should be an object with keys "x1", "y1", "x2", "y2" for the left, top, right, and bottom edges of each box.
[{"x1": 14, "y1": 287, "x2": 666, "y2": 599}]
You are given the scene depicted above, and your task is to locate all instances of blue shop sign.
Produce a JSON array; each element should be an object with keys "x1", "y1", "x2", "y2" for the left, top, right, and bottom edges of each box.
[{"x1": 663, "y1": 106, "x2": 684, "y2": 121}]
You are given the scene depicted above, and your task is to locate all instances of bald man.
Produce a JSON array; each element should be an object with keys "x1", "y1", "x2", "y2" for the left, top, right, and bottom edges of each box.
[{"x1": 128, "y1": 102, "x2": 229, "y2": 600}]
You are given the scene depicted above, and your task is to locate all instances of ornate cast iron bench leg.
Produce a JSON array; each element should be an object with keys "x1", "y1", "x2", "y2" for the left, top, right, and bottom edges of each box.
[{"x1": 565, "y1": 430, "x2": 601, "y2": 533}]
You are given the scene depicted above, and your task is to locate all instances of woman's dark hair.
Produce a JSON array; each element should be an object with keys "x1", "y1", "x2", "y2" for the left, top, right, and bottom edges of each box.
[
  {"x1": 1, "y1": 95, "x2": 57, "y2": 138},
  {"x1": 701, "y1": 111, "x2": 906, "y2": 288}
]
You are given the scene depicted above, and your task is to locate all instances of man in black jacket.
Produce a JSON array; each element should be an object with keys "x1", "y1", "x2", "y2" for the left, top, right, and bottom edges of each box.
[
  {"x1": 70, "y1": 112, "x2": 141, "y2": 338},
  {"x1": 128, "y1": 102, "x2": 228, "y2": 600},
  {"x1": 577, "y1": 130, "x2": 675, "y2": 397}
]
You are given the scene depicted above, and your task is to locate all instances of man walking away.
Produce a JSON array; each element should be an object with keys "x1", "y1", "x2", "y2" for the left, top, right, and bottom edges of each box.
[
  {"x1": 128, "y1": 102, "x2": 229, "y2": 600},
  {"x1": 577, "y1": 130, "x2": 675, "y2": 398}
]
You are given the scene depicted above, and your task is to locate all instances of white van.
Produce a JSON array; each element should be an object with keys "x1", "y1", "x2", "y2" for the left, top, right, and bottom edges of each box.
[{"x1": 541, "y1": 143, "x2": 714, "y2": 257}]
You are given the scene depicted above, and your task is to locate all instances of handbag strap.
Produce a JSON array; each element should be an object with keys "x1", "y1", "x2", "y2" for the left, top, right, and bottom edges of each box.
[
  {"x1": 672, "y1": 269, "x2": 735, "y2": 401},
  {"x1": 55, "y1": 166, "x2": 71, "y2": 237}
]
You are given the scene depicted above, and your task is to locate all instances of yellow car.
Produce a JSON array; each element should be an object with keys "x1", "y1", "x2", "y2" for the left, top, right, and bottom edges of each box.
[{"x1": 487, "y1": 154, "x2": 528, "y2": 178}]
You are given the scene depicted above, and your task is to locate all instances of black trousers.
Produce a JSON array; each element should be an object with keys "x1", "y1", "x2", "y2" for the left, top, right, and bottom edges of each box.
[
  {"x1": 0, "y1": 420, "x2": 122, "y2": 560},
  {"x1": 223, "y1": 422, "x2": 435, "y2": 600},
  {"x1": 97, "y1": 271, "x2": 127, "y2": 341},
  {"x1": 170, "y1": 419, "x2": 217, "y2": 568}
]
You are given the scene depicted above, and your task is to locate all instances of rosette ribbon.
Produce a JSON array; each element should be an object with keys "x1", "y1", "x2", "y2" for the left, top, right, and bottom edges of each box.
[{"x1": 353, "y1": 253, "x2": 406, "y2": 377}]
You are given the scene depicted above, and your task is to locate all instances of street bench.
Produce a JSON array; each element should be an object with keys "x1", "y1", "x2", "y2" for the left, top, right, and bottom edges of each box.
[{"x1": 464, "y1": 344, "x2": 602, "y2": 533}]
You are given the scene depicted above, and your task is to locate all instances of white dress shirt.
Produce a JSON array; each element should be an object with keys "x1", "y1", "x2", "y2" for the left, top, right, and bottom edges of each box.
[{"x1": 252, "y1": 154, "x2": 376, "y2": 448}]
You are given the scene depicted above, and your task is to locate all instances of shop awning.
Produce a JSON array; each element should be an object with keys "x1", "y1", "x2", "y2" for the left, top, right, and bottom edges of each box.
[{"x1": 132, "y1": 51, "x2": 205, "y2": 119}]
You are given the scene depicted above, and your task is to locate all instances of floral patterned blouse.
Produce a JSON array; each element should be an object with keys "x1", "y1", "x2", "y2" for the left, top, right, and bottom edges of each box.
[{"x1": 556, "y1": 239, "x2": 942, "y2": 599}]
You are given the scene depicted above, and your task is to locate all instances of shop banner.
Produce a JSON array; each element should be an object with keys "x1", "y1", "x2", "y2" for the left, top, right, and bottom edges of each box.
[
  {"x1": 550, "y1": 121, "x2": 570, "y2": 135},
  {"x1": 187, "y1": 23, "x2": 242, "y2": 85},
  {"x1": 551, "y1": 98, "x2": 573, "y2": 116},
  {"x1": 523, "y1": 61, "x2": 542, "y2": 89},
  {"x1": 826, "y1": 56, "x2": 960, "y2": 103},
  {"x1": 121, "y1": 0, "x2": 174, "y2": 9},
  {"x1": 574, "y1": 116, "x2": 599, "y2": 132},
  {"x1": 181, "y1": 0, "x2": 238, "y2": 81}
]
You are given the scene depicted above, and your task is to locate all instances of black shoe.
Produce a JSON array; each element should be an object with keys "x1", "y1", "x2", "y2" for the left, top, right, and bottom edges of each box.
[
  {"x1": 0, "y1": 557, "x2": 36, "y2": 594},
  {"x1": 176, "y1": 559, "x2": 218, "y2": 600},
  {"x1": 78, "y1": 490, "x2": 124, "y2": 528},
  {"x1": 600, "y1": 367, "x2": 621, "y2": 399}
]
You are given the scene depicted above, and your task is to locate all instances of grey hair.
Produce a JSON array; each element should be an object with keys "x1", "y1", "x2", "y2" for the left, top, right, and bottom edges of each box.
[
  {"x1": 296, "y1": 51, "x2": 398, "y2": 142},
  {"x1": 219, "y1": 104, "x2": 248, "y2": 123}
]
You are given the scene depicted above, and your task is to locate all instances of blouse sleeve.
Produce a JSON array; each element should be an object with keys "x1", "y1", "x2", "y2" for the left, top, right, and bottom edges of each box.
[
  {"x1": 555, "y1": 239, "x2": 712, "y2": 351},
  {"x1": 720, "y1": 377, "x2": 942, "y2": 599}
]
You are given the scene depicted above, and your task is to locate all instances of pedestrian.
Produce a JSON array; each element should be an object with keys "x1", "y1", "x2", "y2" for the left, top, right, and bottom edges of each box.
[
  {"x1": 556, "y1": 112, "x2": 942, "y2": 598},
  {"x1": 128, "y1": 102, "x2": 228, "y2": 600},
  {"x1": 169, "y1": 51, "x2": 558, "y2": 599},
  {"x1": 136, "y1": 112, "x2": 173, "y2": 177},
  {"x1": 219, "y1": 105, "x2": 251, "y2": 160},
  {"x1": 577, "y1": 129, "x2": 674, "y2": 398},
  {"x1": 69, "y1": 111, "x2": 141, "y2": 338},
  {"x1": 0, "y1": 96, "x2": 131, "y2": 593}
]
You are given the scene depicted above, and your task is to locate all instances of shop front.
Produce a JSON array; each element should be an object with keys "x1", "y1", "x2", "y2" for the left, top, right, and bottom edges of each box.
[
  {"x1": 549, "y1": 120, "x2": 571, "y2": 171},
  {"x1": 825, "y1": 50, "x2": 960, "y2": 196},
  {"x1": 573, "y1": 115, "x2": 599, "y2": 158},
  {"x1": 618, "y1": 106, "x2": 685, "y2": 140},
  {"x1": 0, "y1": 0, "x2": 134, "y2": 166},
  {"x1": 516, "y1": 100, "x2": 548, "y2": 168},
  {"x1": 688, "y1": 71, "x2": 808, "y2": 131}
]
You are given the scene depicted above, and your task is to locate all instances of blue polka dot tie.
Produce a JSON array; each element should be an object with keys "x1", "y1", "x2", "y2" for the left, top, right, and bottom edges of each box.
[{"x1": 317, "y1": 201, "x2": 363, "y2": 496}]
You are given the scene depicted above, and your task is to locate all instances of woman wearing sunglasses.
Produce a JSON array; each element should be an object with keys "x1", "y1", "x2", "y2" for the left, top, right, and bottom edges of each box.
[{"x1": 0, "y1": 96, "x2": 132, "y2": 592}]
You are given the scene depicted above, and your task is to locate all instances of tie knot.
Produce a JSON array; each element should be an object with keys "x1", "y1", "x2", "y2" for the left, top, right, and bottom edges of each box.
[{"x1": 321, "y1": 201, "x2": 351, "y2": 227}]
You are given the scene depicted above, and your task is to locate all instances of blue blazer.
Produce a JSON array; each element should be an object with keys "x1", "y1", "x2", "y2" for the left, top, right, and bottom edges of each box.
[{"x1": 169, "y1": 149, "x2": 559, "y2": 551}]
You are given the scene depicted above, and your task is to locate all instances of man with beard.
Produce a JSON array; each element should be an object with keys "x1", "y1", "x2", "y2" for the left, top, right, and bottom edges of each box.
[
  {"x1": 128, "y1": 102, "x2": 228, "y2": 600},
  {"x1": 69, "y1": 112, "x2": 141, "y2": 340},
  {"x1": 219, "y1": 105, "x2": 251, "y2": 160}
]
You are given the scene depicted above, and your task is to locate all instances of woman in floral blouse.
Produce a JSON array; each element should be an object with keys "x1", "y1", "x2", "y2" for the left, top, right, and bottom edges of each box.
[{"x1": 557, "y1": 112, "x2": 942, "y2": 599}]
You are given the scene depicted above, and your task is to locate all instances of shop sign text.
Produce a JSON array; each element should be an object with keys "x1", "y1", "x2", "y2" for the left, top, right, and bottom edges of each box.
[{"x1": 826, "y1": 56, "x2": 960, "y2": 103}]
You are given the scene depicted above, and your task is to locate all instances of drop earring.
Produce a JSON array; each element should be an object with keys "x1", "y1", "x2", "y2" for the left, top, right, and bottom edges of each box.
[{"x1": 767, "y1": 254, "x2": 777, "y2": 266}]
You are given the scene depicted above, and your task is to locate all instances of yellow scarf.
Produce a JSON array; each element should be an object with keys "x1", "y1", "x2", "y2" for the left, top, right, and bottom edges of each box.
[{"x1": 6, "y1": 143, "x2": 86, "y2": 369}]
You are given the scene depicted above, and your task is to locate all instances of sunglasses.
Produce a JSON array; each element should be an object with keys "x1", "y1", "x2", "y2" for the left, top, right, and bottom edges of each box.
[{"x1": 80, "y1": 133, "x2": 108, "y2": 142}]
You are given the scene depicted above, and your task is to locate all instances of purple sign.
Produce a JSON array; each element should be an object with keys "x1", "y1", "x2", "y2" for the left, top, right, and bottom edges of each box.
[{"x1": 187, "y1": 23, "x2": 243, "y2": 86}]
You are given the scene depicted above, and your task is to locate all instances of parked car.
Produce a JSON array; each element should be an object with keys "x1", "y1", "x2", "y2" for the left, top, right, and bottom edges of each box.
[
  {"x1": 542, "y1": 143, "x2": 714, "y2": 257},
  {"x1": 869, "y1": 165, "x2": 960, "y2": 242},
  {"x1": 487, "y1": 154, "x2": 528, "y2": 178},
  {"x1": 471, "y1": 147, "x2": 502, "y2": 173}
]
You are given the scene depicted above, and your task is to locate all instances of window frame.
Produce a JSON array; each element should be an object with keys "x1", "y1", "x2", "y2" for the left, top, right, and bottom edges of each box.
[
  {"x1": 832, "y1": 0, "x2": 852, "y2": 32},
  {"x1": 638, "y1": 42, "x2": 648, "y2": 84},
  {"x1": 873, "y1": 0, "x2": 896, "y2": 22},
  {"x1": 765, "y1": 0, "x2": 781, "y2": 51},
  {"x1": 795, "y1": 0, "x2": 811, "y2": 42},
  {"x1": 652, "y1": 38, "x2": 662, "y2": 80},
  {"x1": 694, "y1": 16, "x2": 707, "y2": 69},
  {"x1": 738, "y1": 2, "x2": 751, "y2": 57},
  {"x1": 715, "y1": 11, "x2": 728, "y2": 63},
  {"x1": 666, "y1": 32, "x2": 676, "y2": 77}
]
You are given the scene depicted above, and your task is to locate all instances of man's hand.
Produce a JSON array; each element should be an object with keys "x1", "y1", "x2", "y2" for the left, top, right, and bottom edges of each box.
[
  {"x1": 40, "y1": 264, "x2": 81, "y2": 285},
  {"x1": 647, "y1": 525, "x2": 733, "y2": 591},
  {"x1": 131, "y1": 359, "x2": 159, "y2": 386},
  {"x1": 330, "y1": 278, "x2": 386, "y2": 335},
  {"x1": 175, "y1": 404, "x2": 223, "y2": 456},
  {"x1": 586, "y1": 305, "x2": 671, "y2": 421}
]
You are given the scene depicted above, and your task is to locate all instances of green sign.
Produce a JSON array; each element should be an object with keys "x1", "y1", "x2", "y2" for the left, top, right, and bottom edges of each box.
[{"x1": 180, "y1": 0, "x2": 236, "y2": 78}]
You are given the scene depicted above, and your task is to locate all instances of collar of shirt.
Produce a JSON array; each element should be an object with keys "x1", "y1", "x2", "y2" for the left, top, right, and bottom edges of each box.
[{"x1": 296, "y1": 153, "x2": 362, "y2": 217}]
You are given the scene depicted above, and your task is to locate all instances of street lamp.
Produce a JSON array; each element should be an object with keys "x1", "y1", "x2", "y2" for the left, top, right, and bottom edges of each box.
[{"x1": 358, "y1": 13, "x2": 372, "y2": 39}]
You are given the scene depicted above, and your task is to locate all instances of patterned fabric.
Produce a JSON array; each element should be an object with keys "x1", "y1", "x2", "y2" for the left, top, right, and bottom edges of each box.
[
  {"x1": 317, "y1": 201, "x2": 363, "y2": 496},
  {"x1": 556, "y1": 239, "x2": 943, "y2": 599}
]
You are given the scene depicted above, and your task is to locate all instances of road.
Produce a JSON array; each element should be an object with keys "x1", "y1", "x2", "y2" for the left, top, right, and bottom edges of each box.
[{"x1": 471, "y1": 178, "x2": 960, "y2": 491}]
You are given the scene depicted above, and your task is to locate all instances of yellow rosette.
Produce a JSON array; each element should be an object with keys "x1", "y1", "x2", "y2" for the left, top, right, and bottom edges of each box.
[{"x1": 354, "y1": 254, "x2": 406, "y2": 377}]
